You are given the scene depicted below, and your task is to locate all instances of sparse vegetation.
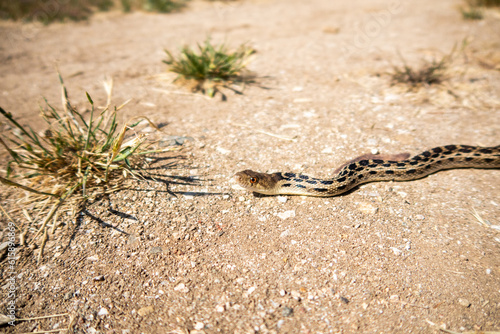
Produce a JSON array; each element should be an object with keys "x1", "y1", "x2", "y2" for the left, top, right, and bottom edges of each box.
[
  {"x1": 461, "y1": 6, "x2": 484, "y2": 19},
  {"x1": 460, "y1": 0, "x2": 500, "y2": 20},
  {"x1": 142, "y1": 0, "x2": 186, "y2": 12},
  {"x1": 0, "y1": 0, "x2": 113, "y2": 23},
  {"x1": 0, "y1": 73, "x2": 161, "y2": 238},
  {"x1": 0, "y1": 0, "x2": 186, "y2": 23},
  {"x1": 471, "y1": 0, "x2": 500, "y2": 6},
  {"x1": 390, "y1": 49, "x2": 455, "y2": 87},
  {"x1": 163, "y1": 39, "x2": 256, "y2": 97}
]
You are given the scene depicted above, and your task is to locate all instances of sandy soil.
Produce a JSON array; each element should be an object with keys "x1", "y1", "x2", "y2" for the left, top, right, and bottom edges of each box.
[{"x1": 1, "y1": 0, "x2": 500, "y2": 333}]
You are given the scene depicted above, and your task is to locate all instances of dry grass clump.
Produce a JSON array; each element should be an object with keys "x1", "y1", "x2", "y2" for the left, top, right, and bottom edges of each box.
[
  {"x1": 0, "y1": 73, "x2": 162, "y2": 244},
  {"x1": 390, "y1": 46, "x2": 458, "y2": 87},
  {"x1": 391, "y1": 57, "x2": 449, "y2": 86},
  {"x1": 163, "y1": 39, "x2": 256, "y2": 98}
]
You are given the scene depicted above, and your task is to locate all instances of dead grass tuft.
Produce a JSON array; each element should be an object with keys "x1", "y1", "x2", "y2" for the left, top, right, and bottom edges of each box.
[{"x1": 390, "y1": 46, "x2": 458, "y2": 88}]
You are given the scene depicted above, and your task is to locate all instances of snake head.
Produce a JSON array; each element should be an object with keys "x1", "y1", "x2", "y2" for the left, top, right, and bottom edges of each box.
[{"x1": 232, "y1": 170, "x2": 282, "y2": 195}]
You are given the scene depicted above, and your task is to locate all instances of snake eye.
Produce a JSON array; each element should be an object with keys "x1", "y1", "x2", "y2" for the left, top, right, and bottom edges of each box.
[{"x1": 249, "y1": 177, "x2": 258, "y2": 184}]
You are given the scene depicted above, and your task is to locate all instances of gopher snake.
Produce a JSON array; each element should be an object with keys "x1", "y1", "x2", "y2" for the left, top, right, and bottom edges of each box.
[{"x1": 233, "y1": 145, "x2": 500, "y2": 197}]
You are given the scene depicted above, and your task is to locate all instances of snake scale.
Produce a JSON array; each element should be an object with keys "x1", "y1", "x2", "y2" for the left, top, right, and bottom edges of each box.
[{"x1": 233, "y1": 144, "x2": 500, "y2": 197}]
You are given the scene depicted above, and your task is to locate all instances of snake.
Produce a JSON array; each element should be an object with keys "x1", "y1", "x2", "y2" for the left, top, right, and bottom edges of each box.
[{"x1": 233, "y1": 144, "x2": 500, "y2": 197}]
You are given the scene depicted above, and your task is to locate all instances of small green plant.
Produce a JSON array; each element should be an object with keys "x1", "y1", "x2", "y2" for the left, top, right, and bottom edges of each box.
[
  {"x1": 391, "y1": 48, "x2": 456, "y2": 87},
  {"x1": 0, "y1": 73, "x2": 160, "y2": 212},
  {"x1": 163, "y1": 39, "x2": 256, "y2": 97},
  {"x1": 461, "y1": 6, "x2": 484, "y2": 19},
  {"x1": 143, "y1": 0, "x2": 186, "y2": 12}
]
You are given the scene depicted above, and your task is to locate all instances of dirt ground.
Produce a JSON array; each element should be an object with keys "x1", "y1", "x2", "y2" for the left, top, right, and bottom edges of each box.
[{"x1": 1, "y1": 0, "x2": 500, "y2": 333}]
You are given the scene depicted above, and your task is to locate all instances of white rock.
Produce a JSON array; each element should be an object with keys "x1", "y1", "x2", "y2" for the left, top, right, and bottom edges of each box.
[
  {"x1": 278, "y1": 210, "x2": 296, "y2": 220},
  {"x1": 174, "y1": 283, "x2": 189, "y2": 293},
  {"x1": 277, "y1": 196, "x2": 288, "y2": 203},
  {"x1": 280, "y1": 230, "x2": 290, "y2": 238},
  {"x1": 321, "y1": 147, "x2": 333, "y2": 154},
  {"x1": 389, "y1": 295, "x2": 399, "y2": 302},
  {"x1": 97, "y1": 308, "x2": 108, "y2": 316},
  {"x1": 391, "y1": 247, "x2": 402, "y2": 256},
  {"x1": 215, "y1": 305, "x2": 225, "y2": 312},
  {"x1": 357, "y1": 202, "x2": 378, "y2": 215},
  {"x1": 194, "y1": 322, "x2": 204, "y2": 330},
  {"x1": 458, "y1": 298, "x2": 471, "y2": 307},
  {"x1": 216, "y1": 147, "x2": 231, "y2": 155}
]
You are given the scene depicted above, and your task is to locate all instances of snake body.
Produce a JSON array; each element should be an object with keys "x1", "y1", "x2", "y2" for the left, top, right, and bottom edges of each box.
[{"x1": 233, "y1": 145, "x2": 500, "y2": 197}]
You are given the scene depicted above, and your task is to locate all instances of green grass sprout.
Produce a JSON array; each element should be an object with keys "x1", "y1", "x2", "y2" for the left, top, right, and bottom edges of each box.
[{"x1": 163, "y1": 38, "x2": 256, "y2": 98}]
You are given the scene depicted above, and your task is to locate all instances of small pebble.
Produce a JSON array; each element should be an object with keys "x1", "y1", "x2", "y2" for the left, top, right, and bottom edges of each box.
[
  {"x1": 280, "y1": 230, "x2": 290, "y2": 238},
  {"x1": 357, "y1": 202, "x2": 378, "y2": 215},
  {"x1": 458, "y1": 298, "x2": 471, "y2": 307},
  {"x1": 277, "y1": 196, "x2": 288, "y2": 203},
  {"x1": 137, "y1": 306, "x2": 154, "y2": 316},
  {"x1": 282, "y1": 306, "x2": 294, "y2": 317},
  {"x1": 216, "y1": 147, "x2": 231, "y2": 155},
  {"x1": 215, "y1": 305, "x2": 225, "y2": 313},
  {"x1": 486, "y1": 268, "x2": 491, "y2": 274},
  {"x1": 389, "y1": 295, "x2": 399, "y2": 302},
  {"x1": 370, "y1": 148, "x2": 379, "y2": 155},
  {"x1": 149, "y1": 247, "x2": 163, "y2": 254},
  {"x1": 278, "y1": 210, "x2": 296, "y2": 220},
  {"x1": 194, "y1": 322, "x2": 204, "y2": 330},
  {"x1": 97, "y1": 308, "x2": 108, "y2": 316},
  {"x1": 391, "y1": 247, "x2": 402, "y2": 256},
  {"x1": 174, "y1": 283, "x2": 189, "y2": 293}
]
